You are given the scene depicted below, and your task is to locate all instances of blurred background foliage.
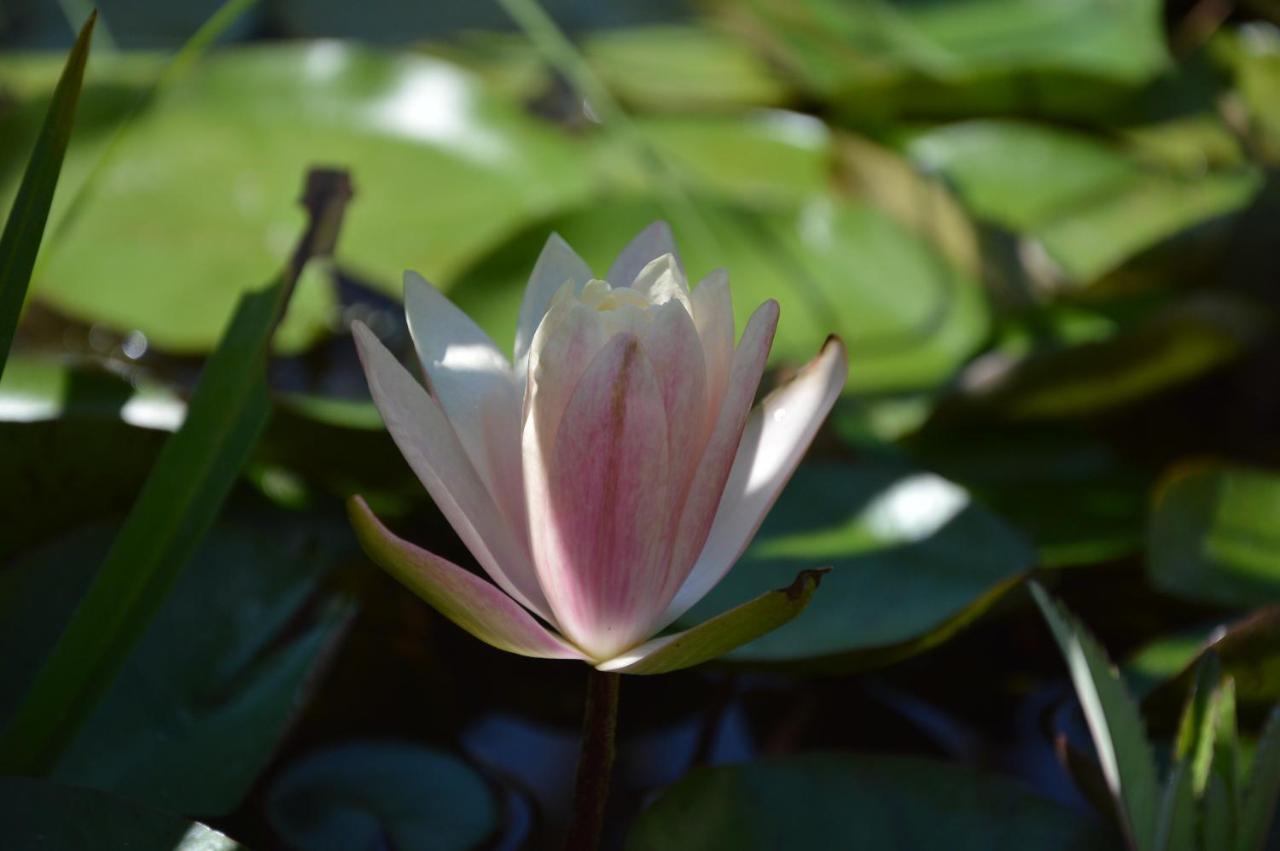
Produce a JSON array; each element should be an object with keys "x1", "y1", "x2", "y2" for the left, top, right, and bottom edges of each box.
[{"x1": 1, "y1": 0, "x2": 1279, "y2": 848}]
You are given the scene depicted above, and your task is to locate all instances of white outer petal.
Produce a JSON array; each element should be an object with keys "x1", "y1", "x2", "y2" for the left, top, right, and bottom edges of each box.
[
  {"x1": 690, "y1": 268, "x2": 734, "y2": 424},
  {"x1": 659, "y1": 336, "x2": 847, "y2": 627},
  {"x1": 403, "y1": 271, "x2": 526, "y2": 537},
  {"x1": 353, "y1": 321, "x2": 554, "y2": 622},
  {"x1": 608, "y1": 221, "x2": 680, "y2": 287},
  {"x1": 514, "y1": 233, "x2": 593, "y2": 387}
]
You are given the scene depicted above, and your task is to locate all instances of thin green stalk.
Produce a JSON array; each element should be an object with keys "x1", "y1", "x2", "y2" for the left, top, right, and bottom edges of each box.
[{"x1": 495, "y1": 0, "x2": 716, "y2": 249}]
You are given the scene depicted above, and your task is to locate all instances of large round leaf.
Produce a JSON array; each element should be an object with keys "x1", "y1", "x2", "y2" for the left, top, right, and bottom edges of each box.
[
  {"x1": 705, "y1": 0, "x2": 1168, "y2": 122},
  {"x1": 450, "y1": 196, "x2": 990, "y2": 394},
  {"x1": 621, "y1": 112, "x2": 831, "y2": 207},
  {"x1": 3, "y1": 44, "x2": 595, "y2": 353},
  {"x1": 1147, "y1": 462, "x2": 1280, "y2": 608},
  {"x1": 903, "y1": 423, "x2": 1147, "y2": 567},
  {"x1": 906, "y1": 120, "x2": 1261, "y2": 282},
  {"x1": 628, "y1": 753, "x2": 1117, "y2": 850},
  {"x1": 0, "y1": 518, "x2": 356, "y2": 814},
  {"x1": 677, "y1": 457, "x2": 1033, "y2": 666},
  {"x1": 583, "y1": 25, "x2": 791, "y2": 112},
  {"x1": 266, "y1": 741, "x2": 497, "y2": 851}
]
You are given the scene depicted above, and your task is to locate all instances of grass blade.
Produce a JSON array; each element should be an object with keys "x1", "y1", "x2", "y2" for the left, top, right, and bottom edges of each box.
[
  {"x1": 1031, "y1": 582, "x2": 1160, "y2": 851},
  {"x1": 1239, "y1": 705, "x2": 1280, "y2": 851},
  {"x1": 0, "y1": 12, "x2": 95, "y2": 379},
  {"x1": 0, "y1": 169, "x2": 353, "y2": 774}
]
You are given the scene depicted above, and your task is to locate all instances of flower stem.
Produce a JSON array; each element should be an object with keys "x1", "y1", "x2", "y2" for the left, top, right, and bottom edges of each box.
[{"x1": 565, "y1": 668, "x2": 621, "y2": 851}]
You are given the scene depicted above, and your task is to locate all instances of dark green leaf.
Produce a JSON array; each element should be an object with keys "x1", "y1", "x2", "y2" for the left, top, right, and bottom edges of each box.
[
  {"x1": 1240, "y1": 707, "x2": 1280, "y2": 851},
  {"x1": 1031, "y1": 583, "x2": 1160, "y2": 851},
  {"x1": 1155, "y1": 763, "x2": 1196, "y2": 851},
  {"x1": 1147, "y1": 464, "x2": 1280, "y2": 608},
  {"x1": 0, "y1": 13, "x2": 94, "y2": 377},
  {"x1": 676, "y1": 458, "x2": 1032, "y2": 667},
  {"x1": 0, "y1": 519, "x2": 354, "y2": 813},
  {"x1": 266, "y1": 741, "x2": 496, "y2": 851},
  {"x1": 1174, "y1": 655, "x2": 1224, "y2": 796},
  {"x1": 903, "y1": 423, "x2": 1148, "y2": 567},
  {"x1": 1141, "y1": 609, "x2": 1280, "y2": 736},
  {"x1": 0, "y1": 167, "x2": 349, "y2": 772},
  {"x1": 0, "y1": 776, "x2": 240, "y2": 851},
  {"x1": 628, "y1": 753, "x2": 1119, "y2": 850}
]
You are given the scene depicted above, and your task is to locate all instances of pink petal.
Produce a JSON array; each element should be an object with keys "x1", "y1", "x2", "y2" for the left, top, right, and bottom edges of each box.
[
  {"x1": 691, "y1": 269, "x2": 734, "y2": 419},
  {"x1": 514, "y1": 233, "x2": 593, "y2": 384},
  {"x1": 637, "y1": 299, "x2": 709, "y2": 509},
  {"x1": 404, "y1": 272, "x2": 526, "y2": 537},
  {"x1": 607, "y1": 221, "x2": 679, "y2": 287},
  {"x1": 352, "y1": 321, "x2": 554, "y2": 622},
  {"x1": 661, "y1": 336, "x2": 848, "y2": 626},
  {"x1": 539, "y1": 334, "x2": 672, "y2": 659},
  {"x1": 349, "y1": 497, "x2": 585, "y2": 660},
  {"x1": 661, "y1": 300, "x2": 779, "y2": 608}
]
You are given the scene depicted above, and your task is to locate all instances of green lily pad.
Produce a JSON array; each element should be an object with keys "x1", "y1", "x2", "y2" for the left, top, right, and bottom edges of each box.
[
  {"x1": 0, "y1": 776, "x2": 241, "y2": 851},
  {"x1": 677, "y1": 457, "x2": 1033, "y2": 666},
  {"x1": 451, "y1": 195, "x2": 990, "y2": 394},
  {"x1": 628, "y1": 753, "x2": 1118, "y2": 850},
  {"x1": 1229, "y1": 24, "x2": 1280, "y2": 163},
  {"x1": 905, "y1": 120, "x2": 1262, "y2": 281},
  {"x1": 584, "y1": 25, "x2": 791, "y2": 112},
  {"x1": 929, "y1": 295, "x2": 1267, "y2": 423},
  {"x1": 0, "y1": 518, "x2": 356, "y2": 814},
  {"x1": 903, "y1": 424, "x2": 1148, "y2": 567},
  {"x1": 1147, "y1": 462, "x2": 1280, "y2": 608},
  {"x1": 708, "y1": 0, "x2": 1167, "y2": 121},
  {"x1": 620, "y1": 112, "x2": 831, "y2": 207},
  {"x1": 266, "y1": 741, "x2": 497, "y2": 851},
  {"x1": 2, "y1": 44, "x2": 595, "y2": 353}
]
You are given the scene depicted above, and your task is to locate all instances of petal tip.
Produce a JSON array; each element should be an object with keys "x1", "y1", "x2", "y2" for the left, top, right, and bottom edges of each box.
[{"x1": 784, "y1": 567, "x2": 831, "y2": 600}]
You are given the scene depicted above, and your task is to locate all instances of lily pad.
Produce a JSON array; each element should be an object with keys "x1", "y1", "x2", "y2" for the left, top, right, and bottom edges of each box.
[
  {"x1": 584, "y1": 25, "x2": 791, "y2": 112},
  {"x1": 1230, "y1": 24, "x2": 1280, "y2": 163},
  {"x1": 1147, "y1": 462, "x2": 1280, "y2": 608},
  {"x1": 628, "y1": 753, "x2": 1118, "y2": 850},
  {"x1": 929, "y1": 295, "x2": 1267, "y2": 423},
  {"x1": 266, "y1": 741, "x2": 497, "y2": 851},
  {"x1": 0, "y1": 776, "x2": 241, "y2": 851},
  {"x1": 677, "y1": 457, "x2": 1033, "y2": 666},
  {"x1": 709, "y1": 0, "x2": 1168, "y2": 121},
  {"x1": 905, "y1": 120, "x2": 1262, "y2": 281},
  {"x1": 902, "y1": 423, "x2": 1148, "y2": 567},
  {"x1": 2, "y1": 44, "x2": 595, "y2": 353},
  {"x1": 620, "y1": 112, "x2": 831, "y2": 207},
  {"x1": 450, "y1": 195, "x2": 990, "y2": 394},
  {"x1": 0, "y1": 517, "x2": 356, "y2": 814}
]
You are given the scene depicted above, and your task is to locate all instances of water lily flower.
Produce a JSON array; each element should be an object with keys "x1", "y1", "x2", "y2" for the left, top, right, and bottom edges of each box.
[{"x1": 349, "y1": 223, "x2": 846, "y2": 673}]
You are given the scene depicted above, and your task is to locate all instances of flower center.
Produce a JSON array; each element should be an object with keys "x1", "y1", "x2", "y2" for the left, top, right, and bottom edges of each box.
[{"x1": 579, "y1": 279, "x2": 652, "y2": 313}]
